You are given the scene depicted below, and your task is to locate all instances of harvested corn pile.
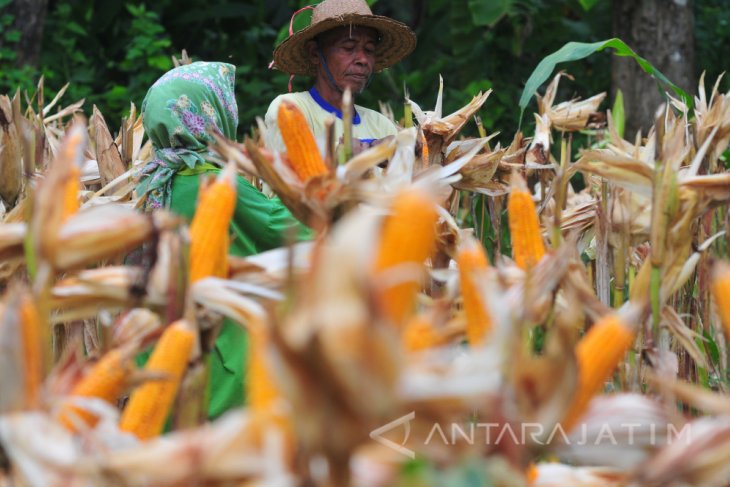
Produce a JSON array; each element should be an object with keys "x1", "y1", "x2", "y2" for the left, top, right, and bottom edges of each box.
[{"x1": 2, "y1": 71, "x2": 730, "y2": 487}]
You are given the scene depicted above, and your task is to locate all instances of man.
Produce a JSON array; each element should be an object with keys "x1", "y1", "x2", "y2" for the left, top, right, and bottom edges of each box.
[{"x1": 265, "y1": 0, "x2": 416, "y2": 154}]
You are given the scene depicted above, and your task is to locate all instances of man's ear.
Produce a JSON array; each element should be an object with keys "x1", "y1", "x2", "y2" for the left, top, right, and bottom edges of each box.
[{"x1": 306, "y1": 40, "x2": 320, "y2": 66}]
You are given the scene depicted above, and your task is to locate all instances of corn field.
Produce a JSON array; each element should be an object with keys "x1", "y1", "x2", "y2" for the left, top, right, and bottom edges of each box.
[{"x1": 1, "y1": 65, "x2": 730, "y2": 487}]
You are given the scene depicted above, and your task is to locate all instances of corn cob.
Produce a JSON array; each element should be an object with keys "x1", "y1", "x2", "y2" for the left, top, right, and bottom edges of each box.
[
  {"x1": 508, "y1": 173, "x2": 545, "y2": 270},
  {"x1": 189, "y1": 166, "x2": 236, "y2": 283},
  {"x1": 246, "y1": 325, "x2": 278, "y2": 413},
  {"x1": 278, "y1": 101, "x2": 329, "y2": 181},
  {"x1": 456, "y1": 238, "x2": 492, "y2": 345},
  {"x1": 61, "y1": 164, "x2": 81, "y2": 222},
  {"x1": 420, "y1": 129, "x2": 429, "y2": 165},
  {"x1": 58, "y1": 347, "x2": 133, "y2": 430},
  {"x1": 119, "y1": 320, "x2": 195, "y2": 440},
  {"x1": 246, "y1": 325, "x2": 294, "y2": 454},
  {"x1": 711, "y1": 263, "x2": 730, "y2": 342},
  {"x1": 213, "y1": 231, "x2": 230, "y2": 279},
  {"x1": 19, "y1": 293, "x2": 43, "y2": 407},
  {"x1": 402, "y1": 313, "x2": 443, "y2": 352},
  {"x1": 561, "y1": 315, "x2": 635, "y2": 431},
  {"x1": 372, "y1": 188, "x2": 439, "y2": 327}
]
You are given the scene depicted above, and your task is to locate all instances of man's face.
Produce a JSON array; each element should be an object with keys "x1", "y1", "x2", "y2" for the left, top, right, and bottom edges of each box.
[{"x1": 313, "y1": 26, "x2": 378, "y2": 93}]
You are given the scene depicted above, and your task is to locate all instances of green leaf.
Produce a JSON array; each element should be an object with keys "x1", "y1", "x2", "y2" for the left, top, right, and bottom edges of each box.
[
  {"x1": 517, "y1": 38, "x2": 693, "y2": 127},
  {"x1": 126, "y1": 4, "x2": 143, "y2": 17},
  {"x1": 0, "y1": 47, "x2": 17, "y2": 61},
  {"x1": 65, "y1": 21, "x2": 87, "y2": 36},
  {"x1": 612, "y1": 89, "x2": 625, "y2": 138},
  {"x1": 578, "y1": 0, "x2": 599, "y2": 11},
  {"x1": 147, "y1": 55, "x2": 172, "y2": 70},
  {"x1": 4, "y1": 30, "x2": 21, "y2": 42},
  {"x1": 0, "y1": 0, "x2": 11, "y2": 8},
  {"x1": 468, "y1": 0, "x2": 513, "y2": 27},
  {"x1": 702, "y1": 329, "x2": 721, "y2": 365},
  {"x1": 464, "y1": 79, "x2": 493, "y2": 97}
]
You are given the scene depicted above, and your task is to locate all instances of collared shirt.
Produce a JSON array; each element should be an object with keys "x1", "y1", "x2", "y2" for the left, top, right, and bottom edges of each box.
[{"x1": 264, "y1": 86, "x2": 398, "y2": 153}]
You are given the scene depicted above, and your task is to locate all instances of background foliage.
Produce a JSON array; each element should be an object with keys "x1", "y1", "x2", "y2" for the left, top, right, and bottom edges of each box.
[{"x1": 1, "y1": 0, "x2": 728, "y2": 139}]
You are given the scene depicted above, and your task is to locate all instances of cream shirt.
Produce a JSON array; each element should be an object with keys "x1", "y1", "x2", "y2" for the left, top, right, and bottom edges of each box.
[{"x1": 264, "y1": 87, "x2": 397, "y2": 153}]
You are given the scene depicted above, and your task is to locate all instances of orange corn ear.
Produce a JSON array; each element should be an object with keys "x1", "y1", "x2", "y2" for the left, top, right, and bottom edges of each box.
[
  {"x1": 561, "y1": 315, "x2": 635, "y2": 431},
  {"x1": 246, "y1": 325, "x2": 293, "y2": 454},
  {"x1": 119, "y1": 320, "x2": 195, "y2": 440},
  {"x1": 373, "y1": 189, "x2": 439, "y2": 327},
  {"x1": 19, "y1": 294, "x2": 43, "y2": 407},
  {"x1": 402, "y1": 313, "x2": 444, "y2": 352},
  {"x1": 62, "y1": 165, "x2": 81, "y2": 221},
  {"x1": 246, "y1": 326, "x2": 278, "y2": 413},
  {"x1": 711, "y1": 263, "x2": 730, "y2": 342},
  {"x1": 278, "y1": 101, "x2": 329, "y2": 181},
  {"x1": 59, "y1": 348, "x2": 132, "y2": 430},
  {"x1": 508, "y1": 174, "x2": 545, "y2": 269},
  {"x1": 189, "y1": 166, "x2": 236, "y2": 283},
  {"x1": 456, "y1": 238, "x2": 492, "y2": 345},
  {"x1": 420, "y1": 129, "x2": 429, "y2": 164},
  {"x1": 213, "y1": 231, "x2": 230, "y2": 279}
]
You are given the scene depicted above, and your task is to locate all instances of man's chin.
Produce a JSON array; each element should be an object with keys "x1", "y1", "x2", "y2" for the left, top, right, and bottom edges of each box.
[{"x1": 343, "y1": 78, "x2": 368, "y2": 94}]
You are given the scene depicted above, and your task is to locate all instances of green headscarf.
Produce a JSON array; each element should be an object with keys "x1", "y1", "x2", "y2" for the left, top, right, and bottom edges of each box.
[{"x1": 137, "y1": 61, "x2": 238, "y2": 210}]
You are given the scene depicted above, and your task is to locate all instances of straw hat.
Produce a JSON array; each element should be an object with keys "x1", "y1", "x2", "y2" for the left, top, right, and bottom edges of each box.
[{"x1": 273, "y1": 0, "x2": 416, "y2": 77}]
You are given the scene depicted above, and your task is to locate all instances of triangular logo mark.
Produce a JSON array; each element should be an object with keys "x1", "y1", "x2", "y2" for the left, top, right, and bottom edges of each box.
[{"x1": 369, "y1": 411, "x2": 416, "y2": 459}]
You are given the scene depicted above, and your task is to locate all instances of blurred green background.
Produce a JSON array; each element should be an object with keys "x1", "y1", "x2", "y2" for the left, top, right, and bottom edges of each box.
[{"x1": 1, "y1": 0, "x2": 728, "y2": 139}]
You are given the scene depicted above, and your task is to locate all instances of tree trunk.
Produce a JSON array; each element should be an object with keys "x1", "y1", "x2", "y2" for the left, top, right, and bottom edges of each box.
[
  {"x1": 612, "y1": 0, "x2": 695, "y2": 138},
  {"x1": 0, "y1": 0, "x2": 49, "y2": 67}
]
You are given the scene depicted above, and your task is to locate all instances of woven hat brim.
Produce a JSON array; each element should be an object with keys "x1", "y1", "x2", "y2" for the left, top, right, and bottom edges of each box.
[{"x1": 273, "y1": 14, "x2": 416, "y2": 77}]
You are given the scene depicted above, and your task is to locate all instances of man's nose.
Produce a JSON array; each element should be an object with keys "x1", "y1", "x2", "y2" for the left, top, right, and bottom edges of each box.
[{"x1": 353, "y1": 47, "x2": 372, "y2": 67}]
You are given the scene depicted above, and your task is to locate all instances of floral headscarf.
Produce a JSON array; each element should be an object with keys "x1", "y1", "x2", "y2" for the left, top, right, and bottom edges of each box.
[{"x1": 137, "y1": 61, "x2": 238, "y2": 210}]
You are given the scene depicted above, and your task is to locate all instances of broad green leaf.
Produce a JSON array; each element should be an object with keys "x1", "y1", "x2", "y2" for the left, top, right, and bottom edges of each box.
[
  {"x1": 517, "y1": 38, "x2": 693, "y2": 127},
  {"x1": 578, "y1": 0, "x2": 599, "y2": 11},
  {"x1": 612, "y1": 89, "x2": 625, "y2": 138},
  {"x1": 468, "y1": 0, "x2": 513, "y2": 27}
]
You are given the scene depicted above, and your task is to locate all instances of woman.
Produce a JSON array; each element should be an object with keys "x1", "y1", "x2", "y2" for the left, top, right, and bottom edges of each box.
[{"x1": 136, "y1": 61, "x2": 309, "y2": 419}]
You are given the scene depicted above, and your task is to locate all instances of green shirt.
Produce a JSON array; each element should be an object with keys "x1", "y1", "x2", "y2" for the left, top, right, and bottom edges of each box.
[{"x1": 170, "y1": 170, "x2": 310, "y2": 420}]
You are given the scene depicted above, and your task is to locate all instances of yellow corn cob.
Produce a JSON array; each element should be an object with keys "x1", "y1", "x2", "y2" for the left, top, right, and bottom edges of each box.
[
  {"x1": 402, "y1": 313, "x2": 443, "y2": 352},
  {"x1": 456, "y1": 239, "x2": 492, "y2": 345},
  {"x1": 420, "y1": 129, "x2": 429, "y2": 164},
  {"x1": 189, "y1": 166, "x2": 236, "y2": 283},
  {"x1": 246, "y1": 325, "x2": 278, "y2": 413},
  {"x1": 213, "y1": 231, "x2": 230, "y2": 279},
  {"x1": 245, "y1": 325, "x2": 294, "y2": 455},
  {"x1": 19, "y1": 294, "x2": 43, "y2": 407},
  {"x1": 561, "y1": 315, "x2": 635, "y2": 431},
  {"x1": 508, "y1": 174, "x2": 545, "y2": 270},
  {"x1": 61, "y1": 165, "x2": 81, "y2": 221},
  {"x1": 58, "y1": 348, "x2": 133, "y2": 430},
  {"x1": 119, "y1": 320, "x2": 195, "y2": 440},
  {"x1": 278, "y1": 101, "x2": 329, "y2": 181},
  {"x1": 711, "y1": 263, "x2": 730, "y2": 342},
  {"x1": 373, "y1": 189, "x2": 439, "y2": 327}
]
